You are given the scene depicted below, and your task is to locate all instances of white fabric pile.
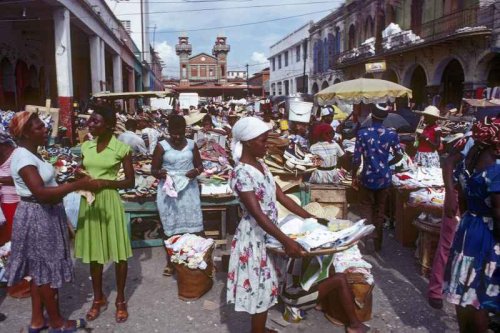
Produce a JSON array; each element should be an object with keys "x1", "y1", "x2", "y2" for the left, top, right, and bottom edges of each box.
[{"x1": 165, "y1": 234, "x2": 214, "y2": 270}]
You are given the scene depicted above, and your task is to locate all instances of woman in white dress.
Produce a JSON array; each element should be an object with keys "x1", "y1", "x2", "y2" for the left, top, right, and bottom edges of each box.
[{"x1": 227, "y1": 117, "x2": 314, "y2": 333}]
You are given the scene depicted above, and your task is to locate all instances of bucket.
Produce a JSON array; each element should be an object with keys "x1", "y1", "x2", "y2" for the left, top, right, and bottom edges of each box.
[{"x1": 174, "y1": 245, "x2": 214, "y2": 301}]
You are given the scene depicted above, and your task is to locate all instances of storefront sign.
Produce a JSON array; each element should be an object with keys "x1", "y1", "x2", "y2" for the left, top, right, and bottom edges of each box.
[{"x1": 365, "y1": 61, "x2": 387, "y2": 73}]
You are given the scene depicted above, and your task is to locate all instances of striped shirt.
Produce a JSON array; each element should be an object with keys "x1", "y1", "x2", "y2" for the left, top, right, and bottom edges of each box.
[{"x1": 0, "y1": 154, "x2": 20, "y2": 204}]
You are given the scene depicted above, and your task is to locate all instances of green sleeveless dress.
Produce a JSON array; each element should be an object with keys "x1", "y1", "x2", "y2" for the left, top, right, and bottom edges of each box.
[{"x1": 74, "y1": 136, "x2": 132, "y2": 264}]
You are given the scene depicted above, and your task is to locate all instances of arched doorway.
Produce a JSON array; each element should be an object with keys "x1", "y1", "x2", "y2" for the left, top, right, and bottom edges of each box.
[
  {"x1": 441, "y1": 59, "x2": 464, "y2": 107},
  {"x1": 321, "y1": 81, "x2": 329, "y2": 90},
  {"x1": 25, "y1": 65, "x2": 40, "y2": 105},
  {"x1": 15, "y1": 60, "x2": 29, "y2": 109},
  {"x1": 38, "y1": 67, "x2": 46, "y2": 101},
  {"x1": 365, "y1": 16, "x2": 374, "y2": 41},
  {"x1": 348, "y1": 24, "x2": 356, "y2": 50},
  {"x1": 487, "y1": 54, "x2": 500, "y2": 87},
  {"x1": 411, "y1": 0, "x2": 424, "y2": 35},
  {"x1": 1, "y1": 59, "x2": 15, "y2": 109},
  {"x1": 410, "y1": 66, "x2": 427, "y2": 110},
  {"x1": 312, "y1": 82, "x2": 319, "y2": 94},
  {"x1": 383, "y1": 69, "x2": 398, "y2": 83}
]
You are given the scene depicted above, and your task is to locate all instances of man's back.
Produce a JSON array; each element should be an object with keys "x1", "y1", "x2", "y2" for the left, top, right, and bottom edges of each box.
[{"x1": 353, "y1": 123, "x2": 402, "y2": 190}]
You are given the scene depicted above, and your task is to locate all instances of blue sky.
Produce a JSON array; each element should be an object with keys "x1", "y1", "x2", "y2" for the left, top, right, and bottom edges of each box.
[{"x1": 148, "y1": 0, "x2": 340, "y2": 77}]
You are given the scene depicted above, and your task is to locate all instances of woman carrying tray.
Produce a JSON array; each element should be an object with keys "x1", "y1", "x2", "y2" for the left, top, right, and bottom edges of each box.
[{"x1": 227, "y1": 117, "x2": 311, "y2": 332}]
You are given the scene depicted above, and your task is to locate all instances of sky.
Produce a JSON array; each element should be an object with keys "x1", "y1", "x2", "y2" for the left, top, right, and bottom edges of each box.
[{"x1": 143, "y1": 0, "x2": 341, "y2": 77}]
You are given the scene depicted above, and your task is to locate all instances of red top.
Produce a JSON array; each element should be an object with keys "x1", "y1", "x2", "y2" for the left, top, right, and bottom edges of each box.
[{"x1": 418, "y1": 124, "x2": 441, "y2": 153}]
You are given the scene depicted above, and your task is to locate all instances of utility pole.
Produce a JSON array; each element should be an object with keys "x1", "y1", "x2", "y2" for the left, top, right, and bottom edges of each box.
[
  {"x1": 302, "y1": 38, "x2": 307, "y2": 93},
  {"x1": 246, "y1": 63, "x2": 250, "y2": 98}
]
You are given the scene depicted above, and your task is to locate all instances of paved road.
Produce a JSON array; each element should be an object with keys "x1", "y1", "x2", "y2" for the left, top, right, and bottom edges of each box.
[{"x1": 0, "y1": 228, "x2": 459, "y2": 333}]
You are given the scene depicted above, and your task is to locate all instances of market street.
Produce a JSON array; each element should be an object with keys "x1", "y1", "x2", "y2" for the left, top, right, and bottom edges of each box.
[{"x1": 0, "y1": 228, "x2": 458, "y2": 333}]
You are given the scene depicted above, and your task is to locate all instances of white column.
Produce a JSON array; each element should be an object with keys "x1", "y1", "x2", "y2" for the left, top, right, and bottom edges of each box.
[
  {"x1": 112, "y1": 54, "x2": 123, "y2": 93},
  {"x1": 100, "y1": 38, "x2": 106, "y2": 91},
  {"x1": 53, "y1": 7, "x2": 73, "y2": 97},
  {"x1": 89, "y1": 35, "x2": 101, "y2": 93}
]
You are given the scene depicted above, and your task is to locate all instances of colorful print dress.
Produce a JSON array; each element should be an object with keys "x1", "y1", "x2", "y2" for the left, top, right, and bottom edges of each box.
[
  {"x1": 444, "y1": 159, "x2": 500, "y2": 311},
  {"x1": 227, "y1": 161, "x2": 287, "y2": 314}
]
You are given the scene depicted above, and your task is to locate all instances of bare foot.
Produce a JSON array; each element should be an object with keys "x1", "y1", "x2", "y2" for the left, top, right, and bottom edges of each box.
[{"x1": 346, "y1": 323, "x2": 369, "y2": 333}]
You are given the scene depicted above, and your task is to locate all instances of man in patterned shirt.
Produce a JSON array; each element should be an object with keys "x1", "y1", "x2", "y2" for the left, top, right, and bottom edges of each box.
[{"x1": 352, "y1": 104, "x2": 404, "y2": 252}]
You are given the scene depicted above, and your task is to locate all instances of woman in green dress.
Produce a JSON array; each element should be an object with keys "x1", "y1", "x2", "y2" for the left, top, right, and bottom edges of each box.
[{"x1": 74, "y1": 104, "x2": 135, "y2": 323}]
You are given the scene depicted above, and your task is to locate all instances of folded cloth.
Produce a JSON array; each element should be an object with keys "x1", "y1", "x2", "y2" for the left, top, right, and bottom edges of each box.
[
  {"x1": 170, "y1": 174, "x2": 190, "y2": 193},
  {"x1": 162, "y1": 174, "x2": 178, "y2": 198}
]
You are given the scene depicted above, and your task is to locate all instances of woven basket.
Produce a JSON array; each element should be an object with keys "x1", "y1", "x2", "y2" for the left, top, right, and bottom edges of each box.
[{"x1": 173, "y1": 245, "x2": 214, "y2": 301}]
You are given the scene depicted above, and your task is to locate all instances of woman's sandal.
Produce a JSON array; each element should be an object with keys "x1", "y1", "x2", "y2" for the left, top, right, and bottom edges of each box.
[
  {"x1": 115, "y1": 301, "x2": 129, "y2": 323},
  {"x1": 48, "y1": 318, "x2": 86, "y2": 333},
  {"x1": 27, "y1": 318, "x2": 49, "y2": 333},
  {"x1": 85, "y1": 298, "x2": 108, "y2": 321}
]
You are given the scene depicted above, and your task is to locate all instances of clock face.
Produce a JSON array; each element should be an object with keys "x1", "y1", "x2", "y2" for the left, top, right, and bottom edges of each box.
[{"x1": 201, "y1": 56, "x2": 206, "y2": 61}]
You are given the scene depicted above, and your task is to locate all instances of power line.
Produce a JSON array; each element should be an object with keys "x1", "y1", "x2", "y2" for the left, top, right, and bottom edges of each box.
[
  {"x1": 135, "y1": 9, "x2": 330, "y2": 34},
  {"x1": 118, "y1": 0, "x2": 252, "y2": 3},
  {"x1": 117, "y1": 1, "x2": 336, "y2": 15}
]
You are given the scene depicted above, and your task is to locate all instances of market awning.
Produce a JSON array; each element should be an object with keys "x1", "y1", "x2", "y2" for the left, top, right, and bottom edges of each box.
[{"x1": 91, "y1": 90, "x2": 177, "y2": 100}]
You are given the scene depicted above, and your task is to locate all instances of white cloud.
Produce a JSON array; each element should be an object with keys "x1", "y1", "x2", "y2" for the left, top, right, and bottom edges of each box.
[
  {"x1": 154, "y1": 41, "x2": 179, "y2": 78},
  {"x1": 250, "y1": 51, "x2": 269, "y2": 73}
]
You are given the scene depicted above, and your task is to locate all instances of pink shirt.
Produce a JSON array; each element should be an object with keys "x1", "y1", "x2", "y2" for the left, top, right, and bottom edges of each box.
[{"x1": 0, "y1": 154, "x2": 20, "y2": 204}]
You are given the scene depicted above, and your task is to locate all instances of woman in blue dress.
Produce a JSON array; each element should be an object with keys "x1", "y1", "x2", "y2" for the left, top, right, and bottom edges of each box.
[
  {"x1": 444, "y1": 117, "x2": 500, "y2": 332},
  {"x1": 152, "y1": 115, "x2": 204, "y2": 276}
]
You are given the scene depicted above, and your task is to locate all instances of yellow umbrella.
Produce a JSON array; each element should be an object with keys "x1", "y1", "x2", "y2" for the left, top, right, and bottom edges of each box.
[{"x1": 315, "y1": 78, "x2": 412, "y2": 105}]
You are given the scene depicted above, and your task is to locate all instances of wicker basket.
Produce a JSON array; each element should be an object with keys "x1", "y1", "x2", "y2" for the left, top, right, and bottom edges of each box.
[
  {"x1": 173, "y1": 245, "x2": 215, "y2": 301},
  {"x1": 413, "y1": 218, "x2": 441, "y2": 277},
  {"x1": 322, "y1": 272, "x2": 373, "y2": 324}
]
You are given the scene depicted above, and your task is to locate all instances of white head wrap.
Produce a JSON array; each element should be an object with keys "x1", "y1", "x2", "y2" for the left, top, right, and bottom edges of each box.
[{"x1": 231, "y1": 117, "x2": 270, "y2": 164}]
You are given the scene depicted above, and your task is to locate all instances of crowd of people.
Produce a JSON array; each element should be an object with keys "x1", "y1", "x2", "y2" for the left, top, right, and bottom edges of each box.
[{"x1": 0, "y1": 96, "x2": 498, "y2": 333}]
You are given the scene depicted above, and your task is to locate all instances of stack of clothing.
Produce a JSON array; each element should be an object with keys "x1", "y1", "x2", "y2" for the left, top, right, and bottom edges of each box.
[{"x1": 165, "y1": 234, "x2": 214, "y2": 270}]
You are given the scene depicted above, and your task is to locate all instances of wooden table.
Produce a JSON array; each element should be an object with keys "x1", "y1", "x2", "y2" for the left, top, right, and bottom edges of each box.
[
  {"x1": 124, "y1": 197, "x2": 239, "y2": 249},
  {"x1": 392, "y1": 187, "x2": 443, "y2": 247}
]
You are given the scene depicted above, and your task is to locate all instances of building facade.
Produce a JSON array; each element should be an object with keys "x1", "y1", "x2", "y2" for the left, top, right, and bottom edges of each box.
[
  {"x1": 248, "y1": 68, "x2": 270, "y2": 97},
  {"x1": 269, "y1": 21, "x2": 313, "y2": 96},
  {"x1": 176, "y1": 35, "x2": 230, "y2": 87},
  {"x1": 227, "y1": 71, "x2": 247, "y2": 80},
  {"x1": 105, "y1": 0, "x2": 163, "y2": 91},
  {"x1": 0, "y1": 0, "x2": 156, "y2": 141},
  {"x1": 308, "y1": 0, "x2": 500, "y2": 108}
]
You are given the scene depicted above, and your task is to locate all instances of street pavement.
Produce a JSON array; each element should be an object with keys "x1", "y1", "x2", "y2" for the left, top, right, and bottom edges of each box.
[{"x1": 0, "y1": 229, "x2": 460, "y2": 333}]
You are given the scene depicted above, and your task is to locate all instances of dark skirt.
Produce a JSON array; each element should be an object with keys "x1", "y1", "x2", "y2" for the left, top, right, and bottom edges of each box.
[{"x1": 6, "y1": 201, "x2": 73, "y2": 289}]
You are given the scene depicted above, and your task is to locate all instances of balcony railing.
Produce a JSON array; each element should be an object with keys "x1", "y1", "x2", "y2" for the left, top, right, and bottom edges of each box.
[
  {"x1": 213, "y1": 44, "x2": 230, "y2": 53},
  {"x1": 175, "y1": 44, "x2": 192, "y2": 54},
  {"x1": 420, "y1": 6, "x2": 492, "y2": 41},
  {"x1": 329, "y1": 5, "x2": 495, "y2": 67}
]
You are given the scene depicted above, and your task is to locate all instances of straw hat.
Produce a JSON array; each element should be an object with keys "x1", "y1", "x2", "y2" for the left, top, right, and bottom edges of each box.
[
  {"x1": 303, "y1": 202, "x2": 340, "y2": 220},
  {"x1": 184, "y1": 109, "x2": 205, "y2": 126},
  {"x1": 274, "y1": 175, "x2": 301, "y2": 192},
  {"x1": 418, "y1": 105, "x2": 446, "y2": 119},
  {"x1": 277, "y1": 194, "x2": 301, "y2": 220}
]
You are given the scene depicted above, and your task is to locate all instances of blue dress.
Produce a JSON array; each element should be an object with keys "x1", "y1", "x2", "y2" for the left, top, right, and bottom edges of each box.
[
  {"x1": 445, "y1": 159, "x2": 500, "y2": 311},
  {"x1": 156, "y1": 139, "x2": 203, "y2": 237}
]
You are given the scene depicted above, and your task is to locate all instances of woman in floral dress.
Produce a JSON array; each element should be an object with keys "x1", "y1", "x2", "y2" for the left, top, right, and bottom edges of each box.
[
  {"x1": 444, "y1": 117, "x2": 500, "y2": 332},
  {"x1": 227, "y1": 117, "x2": 314, "y2": 333}
]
